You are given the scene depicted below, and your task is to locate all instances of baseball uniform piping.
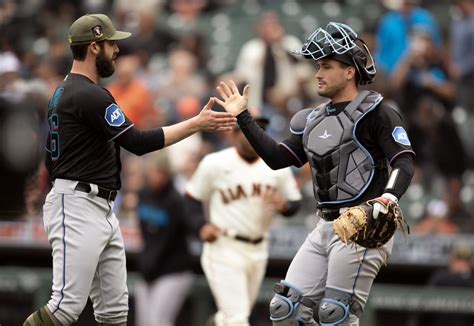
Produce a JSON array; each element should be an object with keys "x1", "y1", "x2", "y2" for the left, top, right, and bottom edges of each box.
[
  {"x1": 351, "y1": 248, "x2": 368, "y2": 296},
  {"x1": 53, "y1": 194, "x2": 67, "y2": 314}
]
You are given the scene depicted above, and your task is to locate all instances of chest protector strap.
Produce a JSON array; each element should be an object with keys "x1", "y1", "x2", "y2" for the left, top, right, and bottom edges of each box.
[{"x1": 302, "y1": 90, "x2": 383, "y2": 205}]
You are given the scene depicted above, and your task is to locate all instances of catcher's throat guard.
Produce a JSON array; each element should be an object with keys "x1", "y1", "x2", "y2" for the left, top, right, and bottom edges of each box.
[{"x1": 332, "y1": 197, "x2": 409, "y2": 249}]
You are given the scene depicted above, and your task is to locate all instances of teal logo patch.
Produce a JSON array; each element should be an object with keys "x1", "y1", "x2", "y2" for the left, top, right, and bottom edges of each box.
[
  {"x1": 105, "y1": 104, "x2": 125, "y2": 127},
  {"x1": 392, "y1": 126, "x2": 411, "y2": 146},
  {"x1": 48, "y1": 87, "x2": 64, "y2": 110}
]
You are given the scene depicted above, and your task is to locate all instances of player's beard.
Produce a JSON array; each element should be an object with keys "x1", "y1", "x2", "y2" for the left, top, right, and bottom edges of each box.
[{"x1": 96, "y1": 49, "x2": 115, "y2": 78}]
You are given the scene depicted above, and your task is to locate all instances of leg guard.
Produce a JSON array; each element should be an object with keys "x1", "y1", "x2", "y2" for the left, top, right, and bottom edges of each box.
[
  {"x1": 269, "y1": 281, "x2": 317, "y2": 325},
  {"x1": 318, "y1": 288, "x2": 362, "y2": 326}
]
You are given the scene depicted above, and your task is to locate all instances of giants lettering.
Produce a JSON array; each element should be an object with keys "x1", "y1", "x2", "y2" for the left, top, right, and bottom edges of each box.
[{"x1": 219, "y1": 183, "x2": 276, "y2": 204}]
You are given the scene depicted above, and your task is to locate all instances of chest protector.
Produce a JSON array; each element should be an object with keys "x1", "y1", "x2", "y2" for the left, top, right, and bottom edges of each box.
[{"x1": 291, "y1": 90, "x2": 383, "y2": 205}]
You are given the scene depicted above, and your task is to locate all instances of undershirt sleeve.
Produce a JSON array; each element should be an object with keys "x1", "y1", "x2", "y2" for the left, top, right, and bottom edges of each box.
[
  {"x1": 237, "y1": 111, "x2": 307, "y2": 169},
  {"x1": 115, "y1": 126, "x2": 165, "y2": 156}
]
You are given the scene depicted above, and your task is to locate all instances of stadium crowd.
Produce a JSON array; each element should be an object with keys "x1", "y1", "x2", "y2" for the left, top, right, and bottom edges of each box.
[
  {"x1": 1, "y1": 0, "x2": 473, "y2": 325},
  {"x1": 1, "y1": 0, "x2": 472, "y2": 233}
]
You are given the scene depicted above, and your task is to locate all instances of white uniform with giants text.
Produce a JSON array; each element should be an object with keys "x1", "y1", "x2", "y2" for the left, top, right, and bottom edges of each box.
[{"x1": 186, "y1": 147, "x2": 302, "y2": 326}]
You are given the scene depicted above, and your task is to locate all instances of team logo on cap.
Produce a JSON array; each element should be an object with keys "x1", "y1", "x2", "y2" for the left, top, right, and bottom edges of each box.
[
  {"x1": 392, "y1": 126, "x2": 411, "y2": 146},
  {"x1": 92, "y1": 25, "x2": 103, "y2": 38},
  {"x1": 105, "y1": 104, "x2": 125, "y2": 127}
]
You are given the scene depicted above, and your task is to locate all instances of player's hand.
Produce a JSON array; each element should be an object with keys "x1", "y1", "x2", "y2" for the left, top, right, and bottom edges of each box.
[
  {"x1": 199, "y1": 223, "x2": 223, "y2": 243},
  {"x1": 371, "y1": 193, "x2": 398, "y2": 220},
  {"x1": 196, "y1": 97, "x2": 237, "y2": 132},
  {"x1": 262, "y1": 188, "x2": 288, "y2": 213},
  {"x1": 213, "y1": 80, "x2": 249, "y2": 116}
]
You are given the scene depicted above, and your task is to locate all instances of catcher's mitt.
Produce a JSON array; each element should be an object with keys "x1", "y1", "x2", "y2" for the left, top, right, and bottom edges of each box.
[{"x1": 332, "y1": 197, "x2": 409, "y2": 249}]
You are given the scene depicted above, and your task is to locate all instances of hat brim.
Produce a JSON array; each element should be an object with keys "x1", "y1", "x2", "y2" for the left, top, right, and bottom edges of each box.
[{"x1": 108, "y1": 31, "x2": 132, "y2": 41}]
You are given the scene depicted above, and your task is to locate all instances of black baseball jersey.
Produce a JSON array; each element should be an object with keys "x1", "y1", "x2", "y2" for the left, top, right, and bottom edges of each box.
[
  {"x1": 45, "y1": 73, "x2": 133, "y2": 190},
  {"x1": 283, "y1": 100, "x2": 415, "y2": 207}
]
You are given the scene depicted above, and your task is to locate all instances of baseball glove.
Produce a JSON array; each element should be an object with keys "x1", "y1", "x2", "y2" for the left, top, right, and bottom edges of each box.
[{"x1": 332, "y1": 196, "x2": 409, "y2": 249}]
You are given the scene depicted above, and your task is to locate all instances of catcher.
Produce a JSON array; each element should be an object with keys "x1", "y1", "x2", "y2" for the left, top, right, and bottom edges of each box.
[{"x1": 214, "y1": 22, "x2": 415, "y2": 326}]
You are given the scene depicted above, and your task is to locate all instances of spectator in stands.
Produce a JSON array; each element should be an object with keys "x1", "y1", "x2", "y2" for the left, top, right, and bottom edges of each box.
[
  {"x1": 0, "y1": 50, "x2": 28, "y2": 100},
  {"x1": 119, "y1": 10, "x2": 178, "y2": 65},
  {"x1": 391, "y1": 26, "x2": 456, "y2": 115},
  {"x1": 390, "y1": 26, "x2": 468, "y2": 180},
  {"x1": 135, "y1": 151, "x2": 215, "y2": 326},
  {"x1": 408, "y1": 97, "x2": 468, "y2": 180},
  {"x1": 413, "y1": 199, "x2": 459, "y2": 235},
  {"x1": 108, "y1": 54, "x2": 159, "y2": 129},
  {"x1": 178, "y1": 32, "x2": 210, "y2": 76},
  {"x1": 167, "y1": 0, "x2": 210, "y2": 34},
  {"x1": 155, "y1": 48, "x2": 209, "y2": 122},
  {"x1": 444, "y1": 178, "x2": 474, "y2": 233},
  {"x1": 423, "y1": 243, "x2": 474, "y2": 326},
  {"x1": 429, "y1": 242, "x2": 474, "y2": 287},
  {"x1": 451, "y1": 0, "x2": 474, "y2": 114},
  {"x1": 234, "y1": 10, "x2": 310, "y2": 138},
  {"x1": 376, "y1": 0, "x2": 442, "y2": 76}
]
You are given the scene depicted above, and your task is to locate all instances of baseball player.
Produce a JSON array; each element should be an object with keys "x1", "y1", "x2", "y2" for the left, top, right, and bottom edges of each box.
[
  {"x1": 185, "y1": 117, "x2": 303, "y2": 326},
  {"x1": 213, "y1": 22, "x2": 416, "y2": 326},
  {"x1": 23, "y1": 13, "x2": 235, "y2": 326}
]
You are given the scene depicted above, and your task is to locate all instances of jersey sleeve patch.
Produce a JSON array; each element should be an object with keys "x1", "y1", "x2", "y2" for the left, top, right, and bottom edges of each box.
[
  {"x1": 104, "y1": 103, "x2": 125, "y2": 127},
  {"x1": 392, "y1": 126, "x2": 411, "y2": 146}
]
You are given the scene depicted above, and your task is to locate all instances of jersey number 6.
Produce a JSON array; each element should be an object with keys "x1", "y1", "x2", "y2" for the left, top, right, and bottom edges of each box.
[{"x1": 49, "y1": 114, "x2": 60, "y2": 161}]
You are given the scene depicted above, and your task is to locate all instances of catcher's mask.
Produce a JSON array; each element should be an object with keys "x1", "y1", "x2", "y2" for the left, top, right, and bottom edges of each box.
[{"x1": 294, "y1": 22, "x2": 376, "y2": 85}]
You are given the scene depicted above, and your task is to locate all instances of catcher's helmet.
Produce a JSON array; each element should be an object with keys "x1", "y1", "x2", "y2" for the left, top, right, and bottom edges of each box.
[{"x1": 294, "y1": 22, "x2": 376, "y2": 85}]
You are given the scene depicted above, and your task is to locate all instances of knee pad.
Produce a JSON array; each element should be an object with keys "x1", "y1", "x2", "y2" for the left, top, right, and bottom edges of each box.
[
  {"x1": 269, "y1": 281, "x2": 317, "y2": 325},
  {"x1": 318, "y1": 288, "x2": 361, "y2": 326}
]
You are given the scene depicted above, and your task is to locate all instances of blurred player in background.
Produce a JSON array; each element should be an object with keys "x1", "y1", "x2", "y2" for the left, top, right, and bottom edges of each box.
[
  {"x1": 214, "y1": 22, "x2": 415, "y2": 326},
  {"x1": 135, "y1": 151, "x2": 214, "y2": 326},
  {"x1": 0, "y1": 96, "x2": 40, "y2": 219},
  {"x1": 24, "y1": 13, "x2": 235, "y2": 326},
  {"x1": 185, "y1": 115, "x2": 302, "y2": 326}
]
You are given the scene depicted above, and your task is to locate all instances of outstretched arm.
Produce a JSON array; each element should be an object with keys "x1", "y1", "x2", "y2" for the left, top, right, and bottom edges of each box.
[
  {"x1": 213, "y1": 80, "x2": 303, "y2": 169},
  {"x1": 116, "y1": 98, "x2": 236, "y2": 155},
  {"x1": 162, "y1": 97, "x2": 236, "y2": 147}
]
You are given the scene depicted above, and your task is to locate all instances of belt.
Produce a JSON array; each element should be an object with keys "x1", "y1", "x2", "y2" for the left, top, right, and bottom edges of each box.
[
  {"x1": 234, "y1": 235, "x2": 264, "y2": 245},
  {"x1": 75, "y1": 182, "x2": 117, "y2": 201},
  {"x1": 319, "y1": 208, "x2": 343, "y2": 221}
]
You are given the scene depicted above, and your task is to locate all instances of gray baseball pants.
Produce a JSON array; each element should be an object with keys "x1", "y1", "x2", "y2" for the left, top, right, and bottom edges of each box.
[
  {"x1": 283, "y1": 218, "x2": 394, "y2": 325},
  {"x1": 43, "y1": 179, "x2": 128, "y2": 325}
]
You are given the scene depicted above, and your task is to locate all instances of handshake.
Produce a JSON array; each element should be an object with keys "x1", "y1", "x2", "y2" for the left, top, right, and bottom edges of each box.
[{"x1": 192, "y1": 81, "x2": 250, "y2": 132}]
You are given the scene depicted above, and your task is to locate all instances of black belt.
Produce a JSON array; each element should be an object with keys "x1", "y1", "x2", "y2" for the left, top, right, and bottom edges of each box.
[
  {"x1": 75, "y1": 182, "x2": 117, "y2": 201},
  {"x1": 234, "y1": 235, "x2": 264, "y2": 245},
  {"x1": 319, "y1": 208, "x2": 342, "y2": 221}
]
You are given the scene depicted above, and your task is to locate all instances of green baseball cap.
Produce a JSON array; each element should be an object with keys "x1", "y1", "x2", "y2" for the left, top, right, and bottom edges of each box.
[{"x1": 68, "y1": 14, "x2": 131, "y2": 45}]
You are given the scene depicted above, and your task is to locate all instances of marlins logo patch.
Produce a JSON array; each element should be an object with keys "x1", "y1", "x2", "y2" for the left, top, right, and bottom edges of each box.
[
  {"x1": 392, "y1": 126, "x2": 411, "y2": 146},
  {"x1": 105, "y1": 104, "x2": 125, "y2": 127}
]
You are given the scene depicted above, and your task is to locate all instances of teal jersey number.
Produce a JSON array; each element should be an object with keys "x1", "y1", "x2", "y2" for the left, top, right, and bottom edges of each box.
[{"x1": 49, "y1": 114, "x2": 60, "y2": 160}]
